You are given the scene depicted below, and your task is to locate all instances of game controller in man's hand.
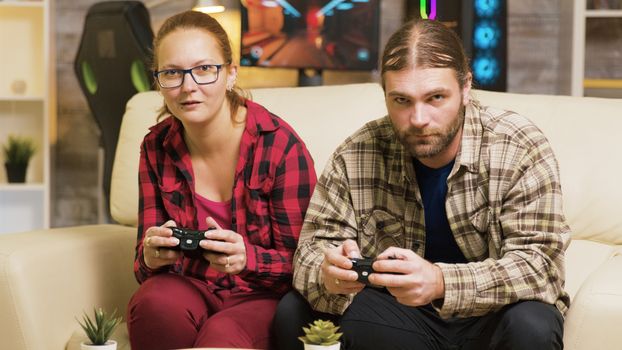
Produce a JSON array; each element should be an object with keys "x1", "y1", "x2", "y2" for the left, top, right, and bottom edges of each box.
[{"x1": 350, "y1": 257, "x2": 376, "y2": 285}]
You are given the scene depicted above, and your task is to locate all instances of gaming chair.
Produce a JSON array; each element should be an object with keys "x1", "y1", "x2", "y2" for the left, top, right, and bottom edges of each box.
[{"x1": 74, "y1": 1, "x2": 154, "y2": 218}]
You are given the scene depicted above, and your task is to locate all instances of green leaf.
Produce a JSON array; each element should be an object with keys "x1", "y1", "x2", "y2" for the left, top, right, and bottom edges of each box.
[
  {"x1": 131, "y1": 59, "x2": 151, "y2": 92},
  {"x1": 81, "y1": 61, "x2": 98, "y2": 95}
]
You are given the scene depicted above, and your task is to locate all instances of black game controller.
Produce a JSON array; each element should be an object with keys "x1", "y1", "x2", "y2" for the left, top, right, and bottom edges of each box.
[
  {"x1": 350, "y1": 257, "x2": 376, "y2": 285},
  {"x1": 168, "y1": 227, "x2": 216, "y2": 258}
]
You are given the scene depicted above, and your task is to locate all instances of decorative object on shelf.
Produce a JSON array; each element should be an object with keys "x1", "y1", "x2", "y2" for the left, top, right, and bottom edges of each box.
[
  {"x1": 299, "y1": 319, "x2": 343, "y2": 350},
  {"x1": 2, "y1": 134, "x2": 36, "y2": 183},
  {"x1": 76, "y1": 307, "x2": 122, "y2": 350},
  {"x1": 10, "y1": 79, "x2": 27, "y2": 95}
]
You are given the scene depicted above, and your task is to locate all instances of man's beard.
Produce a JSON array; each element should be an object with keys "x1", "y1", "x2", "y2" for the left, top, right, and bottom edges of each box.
[{"x1": 395, "y1": 104, "x2": 465, "y2": 159}]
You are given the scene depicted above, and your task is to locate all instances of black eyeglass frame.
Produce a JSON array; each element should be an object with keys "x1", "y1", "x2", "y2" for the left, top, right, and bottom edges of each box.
[{"x1": 153, "y1": 63, "x2": 229, "y2": 89}]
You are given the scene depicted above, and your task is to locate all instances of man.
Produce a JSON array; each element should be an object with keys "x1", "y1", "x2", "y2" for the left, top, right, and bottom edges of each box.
[{"x1": 275, "y1": 19, "x2": 570, "y2": 350}]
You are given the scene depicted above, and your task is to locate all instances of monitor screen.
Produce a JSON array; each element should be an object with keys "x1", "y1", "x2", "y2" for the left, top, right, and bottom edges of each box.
[{"x1": 240, "y1": 0, "x2": 380, "y2": 71}]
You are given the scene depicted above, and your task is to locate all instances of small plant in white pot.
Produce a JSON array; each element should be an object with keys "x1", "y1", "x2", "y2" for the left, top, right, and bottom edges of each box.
[
  {"x1": 77, "y1": 308, "x2": 122, "y2": 350},
  {"x1": 299, "y1": 319, "x2": 343, "y2": 350}
]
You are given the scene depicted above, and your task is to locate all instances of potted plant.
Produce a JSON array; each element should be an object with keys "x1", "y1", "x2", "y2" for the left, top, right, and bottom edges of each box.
[
  {"x1": 2, "y1": 134, "x2": 36, "y2": 183},
  {"x1": 299, "y1": 319, "x2": 343, "y2": 350},
  {"x1": 76, "y1": 307, "x2": 122, "y2": 350}
]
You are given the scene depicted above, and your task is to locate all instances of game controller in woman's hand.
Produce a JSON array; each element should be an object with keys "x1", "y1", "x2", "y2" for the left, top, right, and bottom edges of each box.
[{"x1": 167, "y1": 227, "x2": 217, "y2": 258}]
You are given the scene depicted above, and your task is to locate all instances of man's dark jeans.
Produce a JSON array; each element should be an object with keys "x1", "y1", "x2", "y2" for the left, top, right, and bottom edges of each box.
[{"x1": 274, "y1": 288, "x2": 563, "y2": 350}]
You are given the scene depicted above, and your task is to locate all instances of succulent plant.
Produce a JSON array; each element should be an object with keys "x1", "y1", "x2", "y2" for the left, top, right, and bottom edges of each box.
[
  {"x1": 298, "y1": 319, "x2": 343, "y2": 346},
  {"x1": 77, "y1": 307, "x2": 122, "y2": 345}
]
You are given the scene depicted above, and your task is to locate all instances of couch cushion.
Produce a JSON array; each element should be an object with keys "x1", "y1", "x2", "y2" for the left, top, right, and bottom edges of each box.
[
  {"x1": 0, "y1": 225, "x2": 137, "y2": 350},
  {"x1": 564, "y1": 239, "x2": 617, "y2": 299},
  {"x1": 110, "y1": 91, "x2": 162, "y2": 226},
  {"x1": 563, "y1": 251, "x2": 622, "y2": 349}
]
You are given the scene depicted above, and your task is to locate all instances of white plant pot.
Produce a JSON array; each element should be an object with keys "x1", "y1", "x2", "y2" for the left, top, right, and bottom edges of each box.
[
  {"x1": 303, "y1": 343, "x2": 341, "y2": 350},
  {"x1": 80, "y1": 340, "x2": 117, "y2": 350}
]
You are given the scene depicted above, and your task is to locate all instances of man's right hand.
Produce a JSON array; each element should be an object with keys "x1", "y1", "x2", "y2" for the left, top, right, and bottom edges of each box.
[
  {"x1": 321, "y1": 239, "x2": 365, "y2": 295},
  {"x1": 143, "y1": 220, "x2": 181, "y2": 269}
]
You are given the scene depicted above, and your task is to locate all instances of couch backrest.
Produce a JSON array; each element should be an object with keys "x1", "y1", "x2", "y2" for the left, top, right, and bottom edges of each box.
[{"x1": 111, "y1": 83, "x2": 622, "y2": 245}]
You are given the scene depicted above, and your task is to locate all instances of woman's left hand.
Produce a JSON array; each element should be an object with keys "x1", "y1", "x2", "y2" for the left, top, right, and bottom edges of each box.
[{"x1": 200, "y1": 216, "x2": 247, "y2": 275}]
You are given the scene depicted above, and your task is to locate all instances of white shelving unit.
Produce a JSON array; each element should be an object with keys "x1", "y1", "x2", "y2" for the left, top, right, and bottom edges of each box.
[
  {"x1": 560, "y1": 0, "x2": 622, "y2": 97},
  {"x1": 0, "y1": 0, "x2": 55, "y2": 234}
]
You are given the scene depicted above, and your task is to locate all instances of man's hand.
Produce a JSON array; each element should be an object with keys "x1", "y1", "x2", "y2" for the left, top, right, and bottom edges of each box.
[
  {"x1": 368, "y1": 247, "x2": 445, "y2": 306},
  {"x1": 321, "y1": 239, "x2": 365, "y2": 295}
]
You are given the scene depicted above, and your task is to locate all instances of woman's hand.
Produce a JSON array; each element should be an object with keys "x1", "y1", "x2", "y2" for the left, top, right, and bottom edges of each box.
[
  {"x1": 200, "y1": 217, "x2": 247, "y2": 275},
  {"x1": 142, "y1": 220, "x2": 181, "y2": 269}
]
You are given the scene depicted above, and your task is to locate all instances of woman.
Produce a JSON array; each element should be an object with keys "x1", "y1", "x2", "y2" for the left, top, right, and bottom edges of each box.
[{"x1": 126, "y1": 11, "x2": 316, "y2": 350}]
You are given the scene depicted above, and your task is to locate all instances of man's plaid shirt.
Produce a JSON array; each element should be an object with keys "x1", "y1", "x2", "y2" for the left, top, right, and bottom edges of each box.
[{"x1": 293, "y1": 99, "x2": 571, "y2": 319}]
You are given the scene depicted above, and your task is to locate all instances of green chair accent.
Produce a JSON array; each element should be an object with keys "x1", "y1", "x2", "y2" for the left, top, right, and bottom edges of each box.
[
  {"x1": 131, "y1": 59, "x2": 151, "y2": 92},
  {"x1": 81, "y1": 61, "x2": 98, "y2": 95}
]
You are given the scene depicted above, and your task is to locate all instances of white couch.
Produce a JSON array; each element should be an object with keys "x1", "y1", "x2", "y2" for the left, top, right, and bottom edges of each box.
[{"x1": 1, "y1": 83, "x2": 621, "y2": 350}]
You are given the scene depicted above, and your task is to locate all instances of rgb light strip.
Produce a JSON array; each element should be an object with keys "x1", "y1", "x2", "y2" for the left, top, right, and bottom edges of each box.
[{"x1": 420, "y1": 0, "x2": 437, "y2": 20}]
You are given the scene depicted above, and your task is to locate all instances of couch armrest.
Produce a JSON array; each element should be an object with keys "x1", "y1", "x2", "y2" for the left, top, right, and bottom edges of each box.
[
  {"x1": 564, "y1": 251, "x2": 622, "y2": 350},
  {"x1": 0, "y1": 225, "x2": 138, "y2": 350}
]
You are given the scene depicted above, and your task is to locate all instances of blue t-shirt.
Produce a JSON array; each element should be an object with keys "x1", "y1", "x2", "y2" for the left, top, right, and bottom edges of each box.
[{"x1": 413, "y1": 158, "x2": 467, "y2": 264}]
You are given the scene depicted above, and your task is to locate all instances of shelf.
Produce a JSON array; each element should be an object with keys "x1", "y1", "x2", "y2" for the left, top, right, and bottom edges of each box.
[
  {"x1": 0, "y1": 0, "x2": 51, "y2": 233},
  {"x1": 0, "y1": 96, "x2": 45, "y2": 102},
  {"x1": 559, "y1": 1, "x2": 622, "y2": 96},
  {"x1": 0, "y1": 1, "x2": 44, "y2": 8},
  {"x1": 584, "y1": 78, "x2": 622, "y2": 89},
  {"x1": 585, "y1": 10, "x2": 622, "y2": 17},
  {"x1": 0, "y1": 183, "x2": 45, "y2": 191},
  {"x1": 0, "y1": 189, "x2": 45, "y2": 234}
]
